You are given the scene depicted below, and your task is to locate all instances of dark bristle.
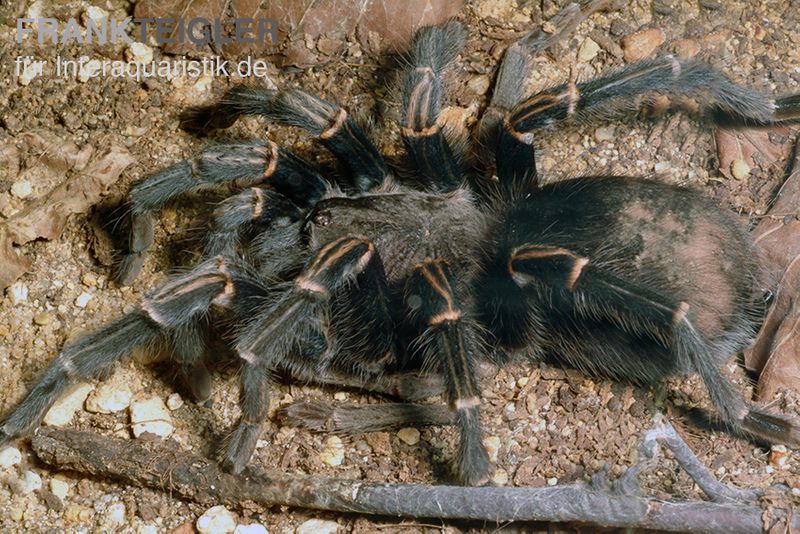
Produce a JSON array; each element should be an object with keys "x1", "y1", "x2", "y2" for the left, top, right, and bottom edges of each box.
[{"x1": 742, "y1": 409, "x2": 800, "y2": 446}]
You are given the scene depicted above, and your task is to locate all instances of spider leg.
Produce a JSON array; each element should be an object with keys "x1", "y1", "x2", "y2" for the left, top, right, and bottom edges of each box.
[
  {"x1": 508, "y1": 244, "x2": 800, "y2": 446},
  {"x1": 400, "y1": 21, "x2": 467, "y2": 192},
  {"x1": 221, "y1": 236, "x2": 395, "y2": 473},
  {"x1": 180, "y1": 86, "x2": 390, "y2": 193},
  {"x1": 119, "y1": 142, "x2": 323, "y2": 284},
  {"x1": 0, "y1": 256, "x2": 238, "y2": 446},
  {"x1": 203, "y1": 187, "x2": 301, "y2": 258},
  {"x1": 496, "y1": 56, "x2": 800, "y2": 198},
  {"x1": 405, "y1": 259, "x2": 491, "y2": 486}
]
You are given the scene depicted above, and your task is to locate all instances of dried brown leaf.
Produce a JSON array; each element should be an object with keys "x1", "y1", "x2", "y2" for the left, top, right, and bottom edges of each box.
[
  {"x1": 135, "y1": 0, "x2": 465, "y2": 66},
  {"x1": 0, "y1": 135, "x2": 134, "y2": 288},
  {"x1": 743, "y1": 142, "x2": 800, "y2": 399},
  {"x1": 715, "y1": 127, "x2": 793, "y2": 181}
]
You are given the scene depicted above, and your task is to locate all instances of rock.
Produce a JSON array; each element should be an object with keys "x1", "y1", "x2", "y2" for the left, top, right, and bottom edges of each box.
[
  {"x1": 483, "y1": 436, "x2": 501, "y2": 462},
  {"x1": 130, "y1": 395, "x2": 174, "y2": 438},
  {"x1": 0, "y1": 446, "x2": 22, "y2": 469},
  {"x1": 166, "y1": 392, "x2": 184, "y2": 410},
  {"x1": 128, "y1": 42, "x2": 154, "y2": 64},
  {"x1": 320, "y1": 436, "x2": 345, "y2": 466},
  {"x1": 197, "y1": 505, "x2": 237, "y2": 534},
  {"x1": 672, "y1": 38, "x2": 700, "y2": 59},
  {"x1": 654, "y1": 161, "x2": 671, "y2": 174},
  {"x1": 333, "y1": 391, "x2": 347, "y2": 401},
  {"x1": 103, "y1": 502, "x2": 126, "y2": 526},
  {"x1": 492, "y1": 468, "x2": 509, "y2": 485},
  {"x1": 77, "y1": 58, "x2": 102, "y2": 83},
  {"x1": 397, "y1": 427, "x2": 420, "y2": 445},
  {"x1": 20, "y1": 470, "x2": 42, "y2": 494},
  {"x1": 43, "y1": 383, "x2": 94, "y2": 426},
  {"x1": 731, "y1": 159, "x2": 750, "y2": 180},
  {"x1": 234, "y1": 524, "x2": 269, "y2": 534},
  {"x1": 75, "y1": 292, "x2": 93, "y2": 308},
  {"x1": 621, "y1": 28, "x2": 665, "y2": 62},
  {"x1": 84, "y1": 5, "x2": 109, "y2": 26},
  {"x1": 10, "y1": 180, "x2": 33, "y2": 199},
  {"x1": 86, "y1": 376, "x2": 134, "y2": 414},
  {"x1": 577, "y1": 37, "x2": 601, "y2": 62},
  {"x1": 138, "y1": 525, "x2": 160, "y2": 534},
  {"x1": 467, "y1": 74, "x2": 491, "y2": 95},
  {"x1": 594, "y1": 126, "x2": 616, "y2": 142},
  {"x1": 50, "y1": 475, "x2": 70, "y2": 500},
  {"x1": 7, "y1": 282, "x2": 28, "y2": 304},
  {"x1": 296, "y1": 519, "x2": 339, "y2": 534},
  {"x1": 33, "y1": 312, "x2": 52, "y2": 326},
  {"x1": 547, "y1": 476, "x2": 558, "y2": 486}
]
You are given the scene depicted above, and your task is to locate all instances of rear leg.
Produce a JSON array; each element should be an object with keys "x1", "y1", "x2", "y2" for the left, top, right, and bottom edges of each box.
[{"x1": 0, "y1": 257, "x2": 241, "y2": 446}]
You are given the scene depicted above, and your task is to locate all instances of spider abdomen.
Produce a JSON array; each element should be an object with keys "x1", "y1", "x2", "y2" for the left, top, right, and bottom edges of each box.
[{"x1": 478, "y1": 176, "x2": 762, "y2": 384}]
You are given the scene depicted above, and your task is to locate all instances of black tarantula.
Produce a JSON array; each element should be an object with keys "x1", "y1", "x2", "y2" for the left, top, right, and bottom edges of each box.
[{"x1": 3, "y1": 20, "x2": 800, "y2": 487}]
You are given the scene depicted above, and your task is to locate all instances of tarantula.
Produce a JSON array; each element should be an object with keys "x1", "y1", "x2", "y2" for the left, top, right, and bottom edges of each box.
[{"x1": 2, "y1": 20, "x2": 800, "y2": 487}]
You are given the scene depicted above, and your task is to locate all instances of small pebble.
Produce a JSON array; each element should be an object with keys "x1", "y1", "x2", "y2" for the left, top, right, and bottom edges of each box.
[
  {"x1": 166, "y1": 393, "x2": 184, "y2": 410},
  {"x1": 197, "y1": 505, "x2": 237, "y2": 534},
  {"x1": 103, "y1": 502, "x2": 126, "y2": 526},
  {"x1": 86, "y1": 379, "x2": 134, "y2": 414},
  {"x1": 320, "y1": 436, "x2": 345, "y2": 466},
  {"x1": 20, "y1": 470, "x2": 42, "y2": 494},
  {"x1": 43, "y1": 383, "x2": 94, "y2": 426},
  {"x1": 81, "y1": 272, "x2": 97, "y2": 287},
  {"x1": 577, "y1": 37, "x2": 601, "y2": 62},
  {"x1": 234, "y1": 524, "x2": 269, "y2": 534},
  {"x1": 33, "y1": 312, "x2": 52, "y2": 326},
  {"x1": 467, "y1": 74, "x2": 491, "y2": 95},
  {"x1": 594, "y1": 126, "x2": 616, "y2": 142},
  {"x1": 138, "y1": 525, "x2": 159, "y2": 534},
  {"x1": 296, "y1": 519, "x2": 339, "y2": 534},
  {"x1": 85, "y1": 5, "x2": 108, "y2": 25},
  {"x1": 0, "y1": 446, "x2": 22, "y2": 469},
  {"x1": 75, "y1": 292, "x2": 93, "y2": 308},
  {"x1": 77, "y1": 58, "x2": 102, "y2": 83},
  {"x1": 333, "y1": 391, "x2": 348, "y2": 401},
  {"x1": 673, "y1": 38, "x2": 701, "y2": 59},
  {"x1": 484, "y1": 436, "x2": 501, "y2": 462},
  {"x1": 7, "y1": 282, "x2": 28, "y2": 304},
  {"x1": 621, "y1": 28, "x2": 665, "y2": 62},
  {"x1": 128, "y1": 42, "x2": 154, "y2": 64},
  {"x1": 397, "y1": 427, "x2": 420, "y2": 446},
  {"x1": 731, "y1": 159, "x2": 750, "y2": 180},
  {"x1": 50, "y1": 475, "x2": 70, "y2": 500},
  {"x1": 492, "y1": 468, "x2": 509, "y2": 486},
  {"x1": 654, "y1": 161, "x2": 671, "y2": 174},
  {"x1": 130, "y1": 396, "x2": 174, "y2": 438},
  {"x1": 10, "y1": 180, "x2": 33, "y2": 199},
  {"x1": 547, "y1": 477, "x2": 558, "y2": 486}
]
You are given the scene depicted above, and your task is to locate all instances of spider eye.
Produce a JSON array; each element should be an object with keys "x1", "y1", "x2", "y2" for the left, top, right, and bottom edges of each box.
[{"x1": 312, "y1": 210, "x2": 331, "y2": 227}]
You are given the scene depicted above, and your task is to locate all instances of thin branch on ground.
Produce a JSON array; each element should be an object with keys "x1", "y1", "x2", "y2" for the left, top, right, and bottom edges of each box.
[{"x1": 30, "y1": 427, "x2": 797, "y2": 534}]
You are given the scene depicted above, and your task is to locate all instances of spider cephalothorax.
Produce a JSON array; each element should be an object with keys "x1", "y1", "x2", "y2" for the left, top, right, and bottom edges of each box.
[{"x1": 2, "y1": 20, "x2": 800, "y2": 486}]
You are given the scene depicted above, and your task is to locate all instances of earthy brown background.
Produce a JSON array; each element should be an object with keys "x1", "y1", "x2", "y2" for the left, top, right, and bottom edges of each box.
[{"x1": 1, "y1": 0, "x2": 799, "y2": 532}]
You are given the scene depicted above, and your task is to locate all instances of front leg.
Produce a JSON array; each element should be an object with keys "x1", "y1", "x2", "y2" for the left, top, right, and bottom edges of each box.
[{"x1": 406, "y1": 259, "x2": 491, "y2": 486}]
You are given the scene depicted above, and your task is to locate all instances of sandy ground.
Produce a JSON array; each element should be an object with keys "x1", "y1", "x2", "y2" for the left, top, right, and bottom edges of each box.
[{"x1": 1, "y1": 0, "x2": 800, "y2": 532}]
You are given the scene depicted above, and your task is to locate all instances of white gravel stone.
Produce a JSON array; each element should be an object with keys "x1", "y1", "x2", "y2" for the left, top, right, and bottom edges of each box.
[
  {"x1": 102, "y1": 502, "x2": 126, "y2": 526},
  {"x1": 85, "y1": 378, "x2": 134, "y2": 414},
  {"x1": 166, "y1": 393, "x2": 184, "y2": 410},
  {"x1": 0, "y1": 446, "x2": 22, "y2": 469},
  {"x1": 43, "y1": 383, "x2": 94, "y2": 426},
  {"x1": 130, "y1": 396, "x2": 174, "y2": 438},
  {"x1": 197, "y1": 505, "x2": 237, "y2": 534},
  {"x1": 20, "y1": 470, "x2": 42, "y2": 494},
  {"x1": 577, "y1": 37, "x2": 600, "y2": 62},
  {"x1": 397, "y1": 427, "x2": 420, "y2": 445},
  {"x1": 320, "y1": 436, "x2": 344, "y2": 466},
  {"x1": 49, "y1": 475, "x2": 70, "y2": 500},
  {"x1": 77, "y1": 58, "x2": 102, "y2": 83},
  {"x1": 128, "y1": 42, "x2": 154, "y2": 64},
  {"x1": 75, "y1": 292, "x2": 93, "y2": 308},
  {"x1": 137, "y1": 525, "x2": 159, "y2": 534},
  {"x1": 483, "y1": 436, "x2": 501, "y2": 462},
  {"x1": 234, "y1": 524, "x2": 269, "y2": 534},
  {"x1": 85, "y1": 5, "x2": 108, "y2": 25},
  {"x1": 10, "y1": 180, "x2": 33, "y2": 198},
  {"x1": 7, "y1": 282, "x2": 28, "y2": 304},
  {"x1": 296, "y1": 519, "x2": 339, "y2": 534}
]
